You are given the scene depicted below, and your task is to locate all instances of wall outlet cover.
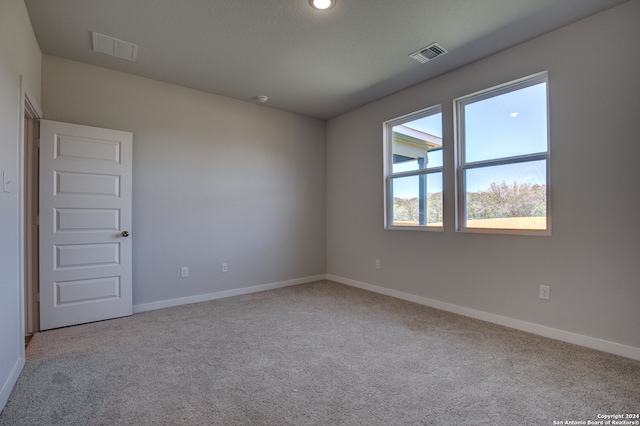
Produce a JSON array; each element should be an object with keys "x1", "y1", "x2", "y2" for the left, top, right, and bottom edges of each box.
[{"x1": 539, "y1": 285, "x2": 550, "y2": 300}]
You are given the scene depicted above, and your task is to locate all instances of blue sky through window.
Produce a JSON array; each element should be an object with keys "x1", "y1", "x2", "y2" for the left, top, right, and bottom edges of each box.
[
  {"x1": 404, "y1": 113, "x2": 442, "y2": 139},
  {"x1": 392, "y1": 83, "x2": 547, "y2": 199},
  {"x1": 465, "y1": 82, "x2": 547, "y2": 163}
]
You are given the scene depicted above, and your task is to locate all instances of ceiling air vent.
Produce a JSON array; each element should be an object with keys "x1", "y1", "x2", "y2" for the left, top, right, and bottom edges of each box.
[
  {"x1": 409, "y1": 43, "x2": 448, "y2": 64},
  {"x1": 92, "y1": 32, "x2": 138, "y2": 62}
]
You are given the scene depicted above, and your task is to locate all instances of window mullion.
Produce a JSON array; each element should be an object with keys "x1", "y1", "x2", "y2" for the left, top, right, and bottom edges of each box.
[
  {"x1": 463, "y1": 152, "x2": 547, "y2": 170},
  {"x1": 389, "y1": 167, "x2": 442, "y2": 180}
]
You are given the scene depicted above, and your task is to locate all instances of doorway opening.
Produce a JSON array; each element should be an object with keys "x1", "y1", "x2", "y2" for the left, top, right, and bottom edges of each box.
[{"x1": 23, "y1": 90, "x2": 41, "y2": 343}]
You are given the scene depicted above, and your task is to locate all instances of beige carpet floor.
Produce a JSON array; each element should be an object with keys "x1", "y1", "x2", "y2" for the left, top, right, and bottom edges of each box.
[{"x1": 1, "y1": 280, "x2": 638, "y2": 425}]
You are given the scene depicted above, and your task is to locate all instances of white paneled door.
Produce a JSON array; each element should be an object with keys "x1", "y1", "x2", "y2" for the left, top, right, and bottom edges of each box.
[{"x1": 39, "y1": 120, "x2": 132, "y2": 330}]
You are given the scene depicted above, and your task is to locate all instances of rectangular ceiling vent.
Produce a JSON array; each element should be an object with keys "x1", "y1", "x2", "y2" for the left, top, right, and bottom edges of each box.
[
  {"x1": 92, "y1": 32, "x2": 138, "y2": 62},
  {"x1": 409, "y1": 43, "x2": 448, "y2": 64}
]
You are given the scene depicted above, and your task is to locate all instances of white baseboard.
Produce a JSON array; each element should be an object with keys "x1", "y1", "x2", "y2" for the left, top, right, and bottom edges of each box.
[
  {"x1": 326, "y1": 274, "x2": 640, "y2": 361},
  {"x1": 133, "y1": 275, "x2": 327, "y2": 314},
  {"x1": 0, "y1": 355, "x2": 24, "y2": 413}
]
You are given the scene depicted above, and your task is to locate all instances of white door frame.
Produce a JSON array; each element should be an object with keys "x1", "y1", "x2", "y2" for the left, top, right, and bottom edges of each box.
[
  {"x1": 23, "y1": 94, "x2": 40, "y2": 335},
  {"x1": 18, "y1": 76, "x2": 42, "y2": 356}
]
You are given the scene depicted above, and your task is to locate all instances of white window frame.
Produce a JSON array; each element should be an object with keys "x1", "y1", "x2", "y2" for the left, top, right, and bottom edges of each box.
[
  {"x1": 454, "y1": 72, "x2": 551, "y2": 236},
  {"x1": 384, "y1": 105, "x2": 443, "y2": 231}
]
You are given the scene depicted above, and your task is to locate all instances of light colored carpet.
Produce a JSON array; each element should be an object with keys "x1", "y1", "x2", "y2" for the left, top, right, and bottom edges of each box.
[{"x1": 1, "y1": 280, "x2": 638, "y2": 425}]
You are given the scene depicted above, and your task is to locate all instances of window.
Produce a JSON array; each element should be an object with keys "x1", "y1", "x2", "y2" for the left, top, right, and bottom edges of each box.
[
  {"x1": 455, "y1": 72, "x2": 550, "y2": 234},
  {"x1": 384, "y1": 106, "x2": 443, "y2": 230}
]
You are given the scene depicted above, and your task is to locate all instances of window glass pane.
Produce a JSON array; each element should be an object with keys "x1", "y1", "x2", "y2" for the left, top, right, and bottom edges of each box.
[
  {"x1": 464, "y1": 160, "x2": 546, "y2": 230},
  {"x1": 392, "y1": 175, "x2": 419, "y2": 226},
  {"x1": 464, "y1": 82, "x2": 547, "y2": 163},
  {"x1": 391, "y1": 172, "x2": 442, "y2": 227},
  {"x1": 392, "y1": 112, "x2": 442, "y2": 173},
  {"x1": 425, "y1": 172, "x2": 443, "y2": 226}
]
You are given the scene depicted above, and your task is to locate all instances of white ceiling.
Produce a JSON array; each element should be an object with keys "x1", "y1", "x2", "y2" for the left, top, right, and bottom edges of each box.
[{"x1": 24, "y1": 0, "x2": 628, "y2": 120}]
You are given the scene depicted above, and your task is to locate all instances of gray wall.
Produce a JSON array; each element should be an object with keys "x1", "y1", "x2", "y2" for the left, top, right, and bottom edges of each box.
[
  {"x1": 0, "y1": 0, "x2": 42, "y2": 409},
  {"x1": 0, "y1": 0, "x2": 42, "y2": 408},
  {"x1": 326, "y1": 1, "x2": 640, "y2": 349},
  {"x1": 42, "y1": 56, "x2": 326, "y2": 307}
]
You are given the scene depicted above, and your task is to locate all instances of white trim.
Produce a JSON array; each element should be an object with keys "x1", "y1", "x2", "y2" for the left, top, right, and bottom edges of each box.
[
  {"x1": 21, "y1": 79, "x2": 43, "y2": 118},
  {"x1": 0, "y1": 356, "x2": 24, "y2": 412},
  {"x1": 14, "y1": 77, "x2": 43, "y2": 396},
  {"x1": 326, "y1": 274, "x2": 640, "y2": 361},
  {"x1": 133, "y1": 275, "x2": 327, "y2": 314},
  {"x1": 17, "y1": 78, "x2": 26, "y2": 368}
]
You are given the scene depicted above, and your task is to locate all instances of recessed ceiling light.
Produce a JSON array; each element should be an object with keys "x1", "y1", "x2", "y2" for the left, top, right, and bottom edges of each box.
[{"x1": 309, "y1": 0, "x2": 336, "y2": 10}]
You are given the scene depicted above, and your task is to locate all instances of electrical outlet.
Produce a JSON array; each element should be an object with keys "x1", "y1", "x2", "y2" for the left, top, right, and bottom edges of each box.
[
  {"x1": 221, "y1": 262, "x2": 228, "y2": 273},
  {"x1": 375, "y1": 259, "x2": 381, "y2": 270},
  {"x1": 180, "y1": 267, "x2": 188, "y2": 278},
  {"x1": 539, "y1": 285, "x2": 550, "y2": 300}
]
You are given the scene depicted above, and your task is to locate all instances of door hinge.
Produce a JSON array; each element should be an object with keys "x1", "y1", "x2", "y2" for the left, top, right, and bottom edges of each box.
[
  {"x1": 34, "y1": 138, "x2": 40, "y2": 149},
  {"x1": 33, "y1": 215, "x2": 39, "y2": 226}
]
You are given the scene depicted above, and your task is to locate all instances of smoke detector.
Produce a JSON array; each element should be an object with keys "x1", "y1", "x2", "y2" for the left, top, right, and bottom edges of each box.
[{"x1": 409, "y1": 43, "x2": 448, "y2": 64}]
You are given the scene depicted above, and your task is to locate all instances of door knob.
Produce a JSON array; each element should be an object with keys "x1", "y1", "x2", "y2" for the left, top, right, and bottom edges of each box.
[{"x1": 121, "y1": 231, "x2": 130, "y2": 237}]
